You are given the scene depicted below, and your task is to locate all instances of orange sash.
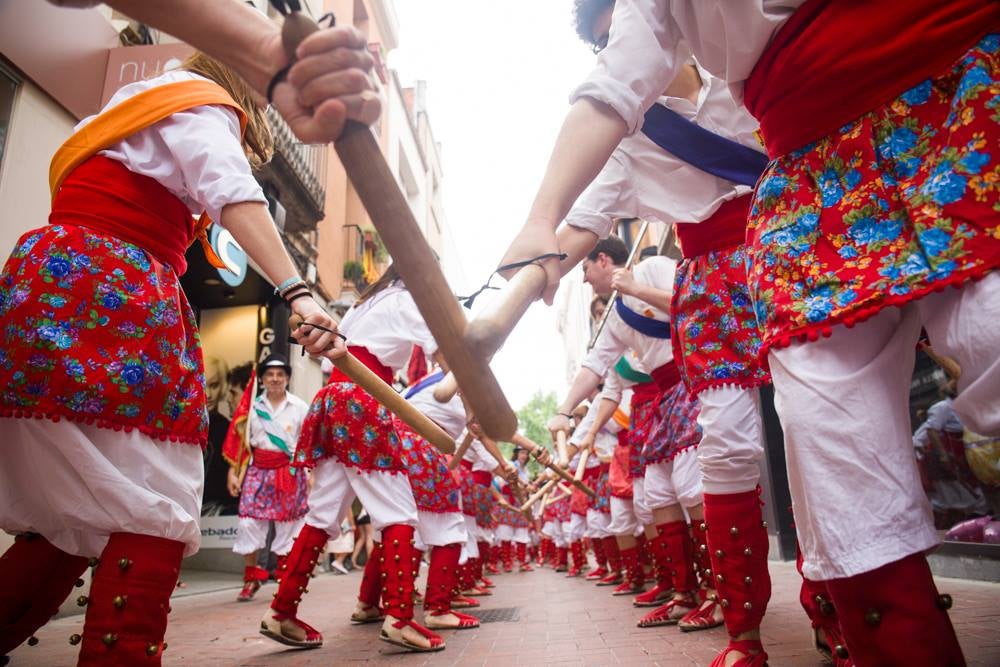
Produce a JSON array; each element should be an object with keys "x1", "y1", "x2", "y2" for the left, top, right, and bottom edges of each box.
[{"x1": 48, "y1": 80, "x2": 250, "y2": 269}]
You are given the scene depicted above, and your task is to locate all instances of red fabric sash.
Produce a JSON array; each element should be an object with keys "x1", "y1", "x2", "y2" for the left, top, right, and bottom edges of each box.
[
  {"x1": 329, "y1": 345, "x2": 393, "y2": 384},
  {"x1": 252, "y1": 448, "x2": 296, "y2": 496},
  {"x1": 472, "y1": 470, "x2": 492, "y2": 487},
  {"x1": 675, "y1": 195, "x2": 751, "y2": 259},
  {"x1": 630, "y1": 380, "x2": 659, "y2": 408},
  {"x1": 649, "y1": 362, "x2": 681, "y2": 392},
  {"x1": 459, "y1": 458, "x2": 473, "y2": 471},
  {"x1": 744, "y1": 0, "x2": 1000, "y2": 158},
  {"x1": 48, "y1": 156, "x2": 195, "y2": 274}
]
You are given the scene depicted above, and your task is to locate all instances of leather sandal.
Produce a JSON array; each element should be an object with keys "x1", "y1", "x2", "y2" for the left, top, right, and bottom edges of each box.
[
  {"x1": 379, "y1": 618, "x2": 445, "y2": 652},
  {"x1": 425, "y1": 609, "x2": 480, "y2": 630},
  {"x1": 678, "y1": 596, "x2": 725, "y2": 633},
  {"x1": 259, "y1": 609, "x2": 323, "y2": 649},
  {"x1": 636, "y1": 594, "x2": 699, "y2": 628},
  {"x1": 709, "y1": 639, "x2": 768, "y2": 667},
  {"x1": 349, "y1": 603, "x2": 384, "y2": 625}
]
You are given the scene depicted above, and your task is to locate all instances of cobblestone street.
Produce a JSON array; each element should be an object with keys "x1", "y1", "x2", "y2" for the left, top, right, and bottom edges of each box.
[{"x1": 9, "y1": 560, "x2": 1000, "y2": 666}]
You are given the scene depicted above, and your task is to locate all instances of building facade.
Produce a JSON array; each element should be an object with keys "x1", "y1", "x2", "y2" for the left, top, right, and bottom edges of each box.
[{"x1": 0, "y1": 0, "x2": 448, "y2": 570}]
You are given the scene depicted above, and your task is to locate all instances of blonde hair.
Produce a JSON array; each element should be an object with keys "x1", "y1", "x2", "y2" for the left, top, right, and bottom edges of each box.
[{"x1": 181, "y1": 52, "x2": 274, "y2": 169}]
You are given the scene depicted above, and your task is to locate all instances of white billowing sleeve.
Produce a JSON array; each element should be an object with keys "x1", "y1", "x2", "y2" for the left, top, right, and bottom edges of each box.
[
  {"x1": 581, "y1": 312, "x2": 628, "y2": 379},
  {"x1": 398, "y1": 291, "x2": 440, "y2": 357},
  {"x1": 564, "y1": 147, "x2": 636, "y2": 239},
  {"x1": 600, "y1": 369, "x2": 627, "y2": 405},
  {"x1": 158, "y1": 105, "x2": 267, "y2": 225},
  {"x1": 569, "y1": 401, "x2": 599, "y2": 446},
  {"x1": 571, "y1": 0, "x2": 688, "y2": 135}
]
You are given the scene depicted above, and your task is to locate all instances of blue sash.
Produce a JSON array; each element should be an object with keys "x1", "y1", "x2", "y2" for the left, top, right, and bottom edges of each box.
[
  {"x1": 641, "y1": 104, "x2": 768, "y2": 187},
  {"x1": 615, "y1": 298, "x2": 671, "y2": 339},
  {"x1": 404, "y1": 370, "x2": 445, "y2": 399}
]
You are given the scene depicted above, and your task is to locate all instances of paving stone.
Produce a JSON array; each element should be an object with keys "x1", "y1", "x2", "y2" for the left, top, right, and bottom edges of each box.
[{"x1": 8, "y1": 561, "x2": 1000, "y2": 666}]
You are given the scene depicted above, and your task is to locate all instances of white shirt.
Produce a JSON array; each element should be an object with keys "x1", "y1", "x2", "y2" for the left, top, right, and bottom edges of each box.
[
  {"x1": 913, "y1": 399, "x2": 964, "y2": 450},
  {"x1": 582, "y1": 256, "x2": 676, "y2": 381},
  {"x1": 571, "y1": 0, "x2": 804, "y2": 135},
  {"x1": 568, "y1": 401, "x2": 609, "y2": 470},
  {"x1": 566, "y1": 70, "x2": 759, "y2": 238},
  {"x1": 406, "y1": 379, "x2": 466, "y2": 440},
  {"x1": 78, "y1": 70, "x2": 267, "y2": 225},
  {"x1": 249, "y1": 392, "x2": 309, "y2": 455},
  {"x1": 460, "y1": 432, "x2": 499, "y2": 473},
  {"x1": 339, "y1": 283, "x2": 440, "y2": 371}
]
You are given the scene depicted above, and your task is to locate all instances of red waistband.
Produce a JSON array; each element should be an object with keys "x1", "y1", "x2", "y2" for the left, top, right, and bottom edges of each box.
[
  {"x1": 650, "y1": 362, "x2": 681, "y2": 392},
  {"x1": 459, "y1": 458, "x2": 473, "y2": 471},
  {"x1": 329, "y1": 346, "x2": 393, "y2": 385},
  {"x1": 252, "y1": 448, "x2": 292, "y2": 469},
  {"x1": 472, "y1": 470, "x2": 492, "y2": 486},
  {"x1": 676, "y1": 196, "x2": 751, "y2": 259},
  {"x1": 616, "y1": 431, "x2": 629, "y2": 447},
  {"x1": 49, "y1": 156, "x2": 195, "y2": 274},
  {"x1": 630, "y1": 380, "x2": 660, "y2": 407},
  {"x1": 744, "y1": 0, "x2": 1000, "y2": 158}
]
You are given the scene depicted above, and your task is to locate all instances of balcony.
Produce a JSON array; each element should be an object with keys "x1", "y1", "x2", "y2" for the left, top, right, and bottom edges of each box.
[{"x1": 256, "y1": 107, "x2": 328, "y2": 233}]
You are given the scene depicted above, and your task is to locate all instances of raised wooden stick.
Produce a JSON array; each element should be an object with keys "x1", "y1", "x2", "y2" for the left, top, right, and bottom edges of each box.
[
  {"x1": 276, "y1": 11, "x2": 518, "y2": 441},
  {"x1": 573, "y1": 449, "x2": 591, "y2": 481},
  {"x1": 291, "y1": 316, "x2": 455, "y2": 453},
  {"x1": 510, "y1": 434, "x2": 595, "y2": 497},
  {"x1": 555, "y1": 430, "x2": 569, "y2": 465},
  {"x1": 520, "y1": 479, "x2": 556, "y2": 512},
  {"x1": 447, "y1": 432, "x2": 475, "y2": 470}
]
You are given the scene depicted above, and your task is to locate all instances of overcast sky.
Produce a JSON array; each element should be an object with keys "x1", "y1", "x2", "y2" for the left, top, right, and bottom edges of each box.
[{"x1": 389, "y1": 0, "x2": 596, "y2": 410}]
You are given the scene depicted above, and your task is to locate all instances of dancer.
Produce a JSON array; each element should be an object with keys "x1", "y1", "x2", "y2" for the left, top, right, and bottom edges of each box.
[
  {"x1": 259, "y1": 266, "x2": 446, "y2": 653},
  {"x1": 506, "y1": 1, "x2": 999, "y2": 663},
  {"x1": 0, "y1": 53, "x2": 344, "y2": 664},
  {"x1": 228, "y1": 355, "x2": 310, "y2": 602}
]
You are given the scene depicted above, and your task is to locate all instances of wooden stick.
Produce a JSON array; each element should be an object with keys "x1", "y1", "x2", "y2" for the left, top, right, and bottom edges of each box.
[
  {"x1": 447, "y1": 432, "x2": 475, "y2": 470},
  {"x1": 278, "y1": 10, "x2": 517, "y2": 441},
  {"x1": 510, "y1": 434, "x2": 595, "y2": 497},
  {"x1": 573, "y1": 449, "x2": 591, "y2": 481},
  {"x1": 290, "y1": 316, "x2": 455, "y2": 454},
  {"x1": 587, "y1": 219, "x2": 650, "y2": 350},
  {"x1": 555, "y1": 430, "x2": 569, "y2": 465},
  {"x1": 520, "y1": 479, "x2": 556, "y2": 512}
]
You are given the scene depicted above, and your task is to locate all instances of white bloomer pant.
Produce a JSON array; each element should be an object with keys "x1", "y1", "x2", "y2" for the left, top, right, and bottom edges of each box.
[
  {"x1": 1, "y1": 419, "x2": 203, "y2": 557},
  {"x1": 695, "y1": 386, "x2": 765, "y2": 495},
  {"x1": 770, "y1": 272, "x2": 1000, "y2": 581},
  {"x1": 586, "y1": 509, "x2": 612, "y2": 539},
  {"x1": 233, "y1": 517, "x2": 304, "y2": 556},
  {"x1": 643, "y1": 448, "x2": 704, "y2": 511},
  {"x1": 608, "y1": 477, "x2": 651, "y2": 537},
  {"x1": 567, "y1": 513, "x2": 587, "y2": 542},
  {"x1": 305, "y1": 458, "x2": 418, "y2": 541}
]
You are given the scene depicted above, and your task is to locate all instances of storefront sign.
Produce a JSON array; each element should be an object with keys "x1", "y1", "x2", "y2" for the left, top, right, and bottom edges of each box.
[
  {"x1": 199, "y1": 515, "x2": 239, "y2": 549},
  {"x1": 101, "y1": 43, "x2": 193, "y2": 106},
  {"x1": 210, "y1": 225, "x2": 248, "y2": 287}
]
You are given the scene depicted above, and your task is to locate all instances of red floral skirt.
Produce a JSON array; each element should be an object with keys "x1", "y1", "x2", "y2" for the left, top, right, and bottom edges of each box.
[
  {"x1": 394, "y1": 420, "x2": 461, "y2": 514},
  {"x1": 238, "y1": 453, "x2": 309, "y2": 521},
  {"x1": 747, "y1": 34, "x2": 1000, "y2": 354},
  {"x1": 295, "y1": 380, "x2": 406, "y2": 473},
  {"x1": 671, "y1": 244, "x2": 771, "y2": 395},
  {"x1": 640, "y1": 381, "x2": 702, "y2": 466},
  {"x1": 0, "y1": 225, "x2": 206, "y2": 444},
  {"x1": 589, "y1": 463, "x2": 611, "y2": 514}
]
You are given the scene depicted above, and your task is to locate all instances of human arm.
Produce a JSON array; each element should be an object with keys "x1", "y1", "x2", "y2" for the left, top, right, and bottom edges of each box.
[
  {"x1": 611, "y1": 268, "x2": 672, "y2": 313},
  {"x1": 226, "y1": 466, "x2": 241, "y2": 497},
  {"x1": 64, "y1": 0, "x2": 378, "y2": 142},
  {"x1": 499, "y1": 0, "x2": 684, "y2": 301},
  {"x1": 221, "y1": 202, "x2": 345, "y2": 358},
  {"x1": 547, "y1": 367, "x2": 603, "y2": 438}
]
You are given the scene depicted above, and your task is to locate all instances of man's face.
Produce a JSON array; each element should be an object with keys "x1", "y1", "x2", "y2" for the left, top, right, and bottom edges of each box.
[
  {"x1": 590, "y1": 6, "x2": 613, "y2": 52},
  {"x1": 582, "y1": 253, "x2": 616, "y2": 296},
  {"x1": 263, "y1": 367, "x2": 289, "y2": 395}
]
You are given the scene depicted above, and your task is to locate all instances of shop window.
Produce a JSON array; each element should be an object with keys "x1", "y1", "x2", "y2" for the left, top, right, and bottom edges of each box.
[{"x1": 0, "y1": 64, "x2": 19, "y2": 175}]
